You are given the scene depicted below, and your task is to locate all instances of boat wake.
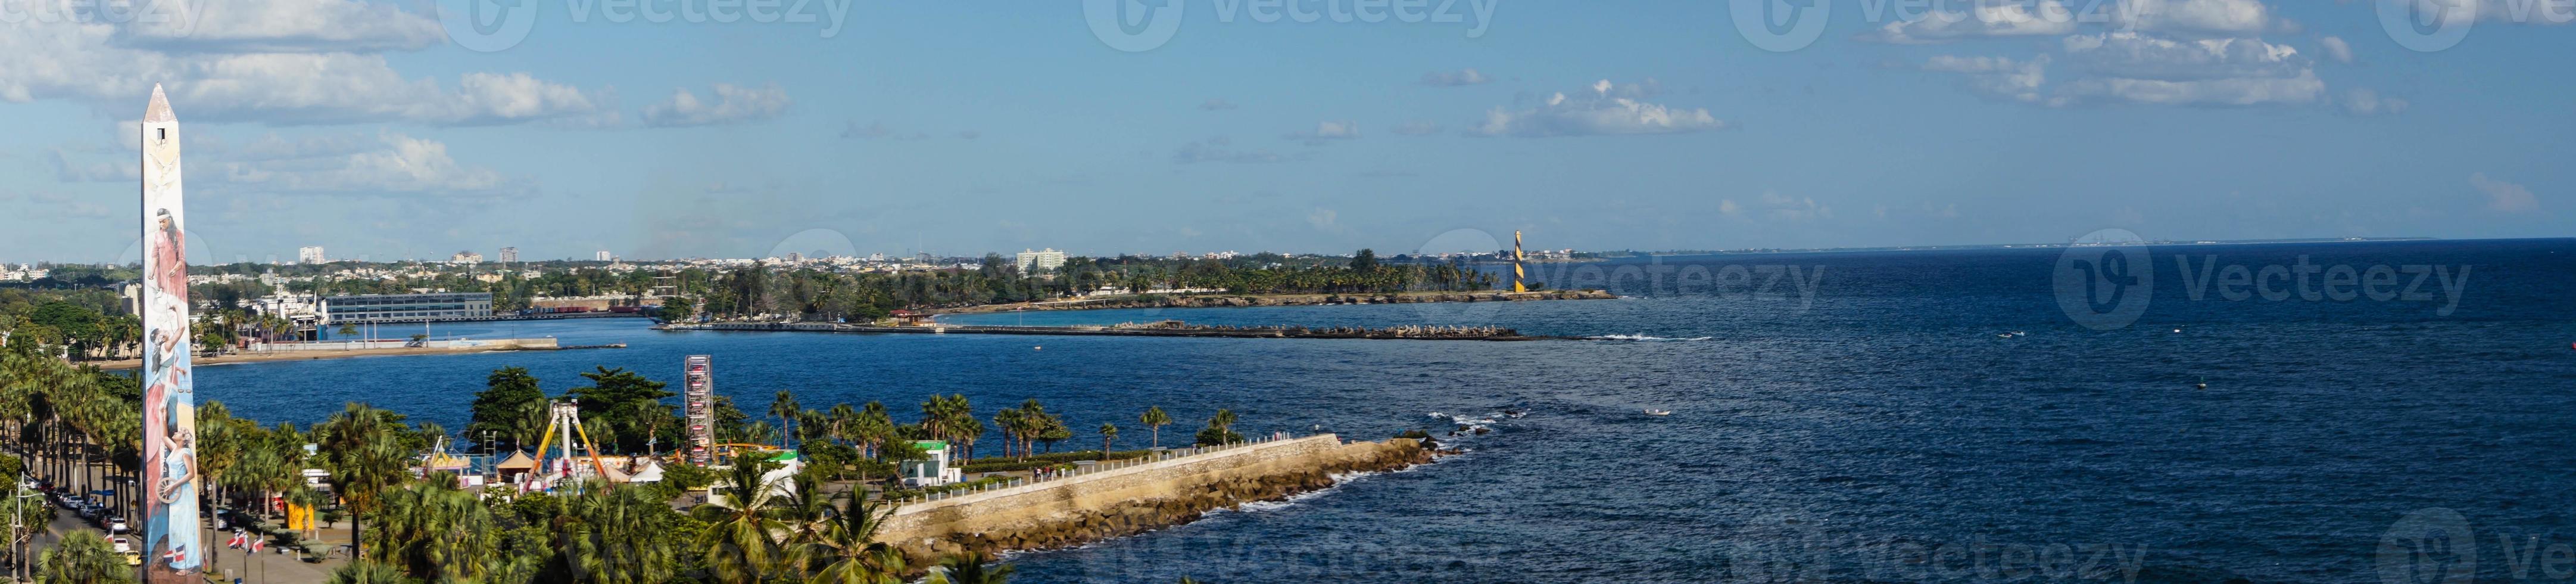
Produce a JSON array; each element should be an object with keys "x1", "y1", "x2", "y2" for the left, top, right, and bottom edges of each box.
[{"x1": 1588, "y1": 334, "x2": 1715, "y2": 341}]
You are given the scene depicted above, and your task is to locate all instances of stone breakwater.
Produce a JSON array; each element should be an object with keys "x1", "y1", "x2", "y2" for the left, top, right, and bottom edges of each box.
[
  {"x1": 877, "y1": 435, "x2": 1434, "y2": 563},
  {"x1": 946, "y1": 288, "x2": 1616, "y2": 313}
]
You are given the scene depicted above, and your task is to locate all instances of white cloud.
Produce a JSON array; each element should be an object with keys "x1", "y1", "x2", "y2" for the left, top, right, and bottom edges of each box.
[
  {"x1": 2113, "y1": 0, "x2": 2272, "y2": 36},
  {"x1": 1863, "y1": 1, "x2": 2079, "y2": 44},
  {"x1": 2062, "y1": 32, "x2": 2309, "y2": 82},
  {"x1": 1928, "y1": 32, "x2": 2325, "y2": 108},
  {"x1": 1926, "y1": 55, "x2": 2052, "y2": 103},
  {"x1": 2340, "y1": 88, "x2": 2409, "y2": 116},
  {"x1": 208, "y1": 131, "x2": 507, "y2": 194},
  {"x1": 114, "y1": 0, "x2": 446, "y2": 53},
  {"x1": 2471, "y1": 173, "x2": 2540, "y2": 212},
  {"x1": 1471, "y1": 79, "x2": 1727, "y2": 137},
  {"x1": 1421, "y1": 68, "x2": 1492, "y2": 86},
  {"x1": 2319, "y1": 36, "x2": 2354, "y2": 64},
  {"x1": 0, "y1": 8, "x2": 608, "y2": 126},
  {"x1": 1284, "y1": 120, "x2": 1359, "y2": 142},
  {"x1": 641, "y1": 83, "x2": 791, "y2": 127}
]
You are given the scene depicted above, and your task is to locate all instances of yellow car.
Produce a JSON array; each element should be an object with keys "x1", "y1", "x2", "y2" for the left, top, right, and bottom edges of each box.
[{"x1": 122, "y1": 551, "x2": 141, "y2": 566}]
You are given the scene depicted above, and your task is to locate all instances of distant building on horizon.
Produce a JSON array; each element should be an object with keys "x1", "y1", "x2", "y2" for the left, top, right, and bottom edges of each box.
[
  {"x1": 595, "y1": 250, "x2": 613, "y2": 262},
  {"x1": 450, "y1": 251, "x2": 482, "y2": 265},
  {"x1": 498, "y1": 247, "x2": 518, "y2": 263},
  {"x1": 322, "y1": 292, "x2": 494, "y2": 325},
  {"x1": 298, "y1": 246, "x2": 326, "y2": 264},
  {"x1": 1016, "y1": 248, "x2": 1066, "y2": 274}
]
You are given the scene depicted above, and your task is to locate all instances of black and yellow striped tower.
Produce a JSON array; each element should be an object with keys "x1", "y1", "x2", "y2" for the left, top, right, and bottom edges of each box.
[{"x1": 1512, "y1": 231, "x2": 1527, "y2": 293}]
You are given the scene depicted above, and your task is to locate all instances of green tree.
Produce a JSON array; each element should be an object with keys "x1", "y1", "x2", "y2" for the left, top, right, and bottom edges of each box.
[
  {"x1": 790, "y1": 492, "x2": 905, "y2": 584},
  {"x1": 364, "y1": 476, "x2": 497, "y2": 581},
  {"x1": 35, "y1": 531, "x2": 130, "y2": 584},
  {"x1": 1193, "y1": 409, "x2": 1242, "y2": 447},
  {"x1": 768, "y1": 390, "x2": 801, "y2": 449},
  {"x1": 1097, "y1": 423, "x2": 1118, "y2": 460},
  {"x1": 468, "y1": 367, "x2": 548, "y2": 452},
  {"x1": 1138, "y1": 406, "x2": 1170, "y2": 449},
  {"x1": 931, "y1": 552, "x2": 1013, "y2": 584},
  {"x1": 691, "y1": 458, "x2": 787, "y2": 584},
  {"x1": 566, "y1": 483, "x2": 681, "y2": 584},
  {"x1": 325, "y1": 559, "x2": 417, "y2": 584},
  {"x1": 320, "y1": 402, "x2": 414, "y2": 561}
]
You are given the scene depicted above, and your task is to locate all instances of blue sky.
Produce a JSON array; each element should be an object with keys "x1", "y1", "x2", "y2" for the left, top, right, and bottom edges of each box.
[{"x1": 0, "y1": 0, "x2": 2567, "y2": 263}]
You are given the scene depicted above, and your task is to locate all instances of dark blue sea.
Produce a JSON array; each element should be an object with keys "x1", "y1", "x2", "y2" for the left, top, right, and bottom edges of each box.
[{"x1": 200, "y1": 239, "x2": 2576, "y2": 583}]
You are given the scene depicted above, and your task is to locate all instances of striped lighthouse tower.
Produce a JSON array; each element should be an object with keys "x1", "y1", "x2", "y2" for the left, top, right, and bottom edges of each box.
[{"x1": 1511, "y1": 231, "x2": 1527, "y2": 293}]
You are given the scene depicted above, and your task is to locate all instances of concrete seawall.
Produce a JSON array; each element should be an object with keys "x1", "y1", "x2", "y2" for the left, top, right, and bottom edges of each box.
[{"x1": 878, "y1": 434, "x2": 1431, "y2": 560}]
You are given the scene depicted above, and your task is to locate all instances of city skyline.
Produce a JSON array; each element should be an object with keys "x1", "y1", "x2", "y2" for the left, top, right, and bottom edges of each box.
[{"x1": 1, "y1": 1, "x2": 2568, "y2": 263}]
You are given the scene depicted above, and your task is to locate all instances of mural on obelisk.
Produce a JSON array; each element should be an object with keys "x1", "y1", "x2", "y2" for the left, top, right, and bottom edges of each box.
[{"x1": 139, "y1": 83, "x2": 204, "y2": 580}]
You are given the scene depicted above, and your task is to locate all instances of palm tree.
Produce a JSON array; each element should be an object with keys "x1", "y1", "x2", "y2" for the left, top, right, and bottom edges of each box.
[
  {"x1": 791, "y1": 492, "x2": 903, "y2": 584},
  {"x1": 769, "y1": 391, "x2": 801, "y2": 449},
  {"x1": 35, "y1": 531, "x2": 129, "y2": 584},
  {"x1": 1097, "y1": 423, "x2": 1118, "y2": 460},
  {"x1": 931, "y1": 552, "x2": 1013, "y2": 584},
  {"x1": 1139, "y1": 406, "x2": 1170, "y2": 449},
  {"x1": 323, "y1": 559, "x2": 413, "y2": 584},
  {"x1": 319, "y1": 402, "x2": 414, "y2": 561},
  {"x1": 990, "y1": 408, "x2": 1024, "y2": 460},
  {"x1": 567, "y1": 483, "x2": 679, "y2": 584},
  {"x1": 773, "y1": 470, "x2": 834, "y2": 548},
  {"x1": 364, "y1": 476, "x2": 495, "y2": 581},
  {"x1": 691, "y1": 458, "x2": 787, "y2": 584}
]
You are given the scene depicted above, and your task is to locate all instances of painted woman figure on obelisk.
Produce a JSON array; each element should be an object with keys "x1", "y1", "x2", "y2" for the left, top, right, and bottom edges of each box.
[{"x1": 139, "y1": 83, "x2": 204, "y2": 582}]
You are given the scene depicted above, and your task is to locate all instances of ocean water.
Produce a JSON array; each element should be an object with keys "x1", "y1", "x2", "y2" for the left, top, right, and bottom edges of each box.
[{"x1": 196, "y1": 240, "x2": 2576, "y2": 583}]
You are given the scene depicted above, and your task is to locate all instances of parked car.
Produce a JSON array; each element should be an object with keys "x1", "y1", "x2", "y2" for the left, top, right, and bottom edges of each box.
[
  {"x1": 76, "y1": 505, "x2": 96, "y2": 519},
  {"x1": 123, "y1": 551, "x2": 141, "y2": 566},
  {"x1": 110, "y1": 537, "x2": 130, "y2": 554},
  {"x1": 107, "y1": 517, "x2": 128, "y2": 533}
]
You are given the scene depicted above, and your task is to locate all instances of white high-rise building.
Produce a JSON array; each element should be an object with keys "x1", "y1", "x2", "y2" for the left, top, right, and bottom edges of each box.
[
  {"x1": 297, "y1": 246, "x2": 326, "y2": 264},
  {"x1": 595, "y1": 250, "x2": 613, "y2": 262},
  {"x1": 450, "y1": 251, "x2": 482, "y2": 265},
  {"x1": 1016, "y1": 248, "x2": 1067, "y2": 274},
  {"x1": 497, "y1": 247, "x2": 518, "y2": 263}
]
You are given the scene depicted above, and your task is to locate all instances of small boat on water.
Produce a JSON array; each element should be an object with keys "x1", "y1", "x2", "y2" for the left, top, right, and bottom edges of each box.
[{"x1": 1643, "y1": 409, "x2": 1673, "y2": 417}]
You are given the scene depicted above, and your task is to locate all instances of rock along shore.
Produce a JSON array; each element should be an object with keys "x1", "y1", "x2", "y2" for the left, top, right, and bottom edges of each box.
[
  {"x1": 936, "y1": 288, "x2": 1615, "y2": 315},
  {"x1": 876, "y1": 436, "x2": 1436, "y2": 568}
]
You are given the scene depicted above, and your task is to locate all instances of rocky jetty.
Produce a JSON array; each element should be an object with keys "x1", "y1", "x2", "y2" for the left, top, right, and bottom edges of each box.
[
  {"x1": 878, "y1": 437, "x2": 1434, "y2": 568},
  {"x1": 947, "y1": 288, "x2": 1615, "y2": 313}
]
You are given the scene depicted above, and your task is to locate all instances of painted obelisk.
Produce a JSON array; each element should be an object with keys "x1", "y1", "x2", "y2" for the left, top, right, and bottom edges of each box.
[{"x1": 139, "y1": 83, "x2": 204, "y2": 582}]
